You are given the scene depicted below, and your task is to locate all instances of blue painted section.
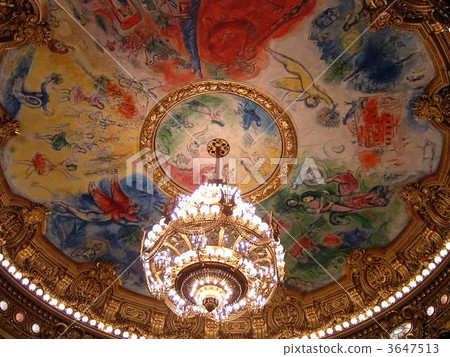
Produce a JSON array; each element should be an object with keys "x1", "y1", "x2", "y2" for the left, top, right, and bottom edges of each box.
[
  {"x1": 172, "y1": 0, "x2": 203, "y2": 78},
  {"x1": 2, "y1": 51, "x2": 35, "y2": 117}
]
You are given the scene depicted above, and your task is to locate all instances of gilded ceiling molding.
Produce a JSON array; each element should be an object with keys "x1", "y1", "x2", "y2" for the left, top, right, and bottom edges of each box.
[
  {"x1": 365, "y1": 0, "x2": 450, "y2": 33},
  {"x1": 413, "y1": 86, "x2": 450, "y2": 132},
  {"x1": 0, "y1": 0, "x2": 51, "y2": 51},
  {"x1": 0, "y1": 105, "x2": 19, "y2": 147},
  {"x1": 347, "y1": 249, "x2": 409, "y2": 302},
  {"x1": 402, "y1": 182, "x2": 450, "y2": 236},
  {"x1": 264, "y1": 286, "x2": 306, "y2": 336},
  {"x1": 343, "y1": 265, "x2": 450, "y2": 339},
  {"x1": 0, "y1": 272, "x2": 101, "y2": 338},
  {"x1": 0, "y1": 203, "x2": 48, "y2": 259}
]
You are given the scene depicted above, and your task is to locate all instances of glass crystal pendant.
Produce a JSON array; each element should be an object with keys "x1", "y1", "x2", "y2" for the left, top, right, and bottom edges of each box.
[{"x1": 141, "y1": 139, "x2": 285, "y2": 321}]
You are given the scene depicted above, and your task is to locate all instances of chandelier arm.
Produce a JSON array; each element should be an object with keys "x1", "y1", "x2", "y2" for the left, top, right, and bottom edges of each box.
[
  {"x1": 172, "y1": 219, "x2": 223, "y2": 235},
  {"x1": 231, "y1": 223, "x2": 273, "y2": 247},
  {"x1": 143, "y1": 227, "x2": 177, "y2": 259}
]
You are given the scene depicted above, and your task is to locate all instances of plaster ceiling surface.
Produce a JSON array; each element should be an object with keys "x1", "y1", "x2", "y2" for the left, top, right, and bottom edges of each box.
[{"x1": 0, "y1": 0, "x2": 444, "y2": 296}]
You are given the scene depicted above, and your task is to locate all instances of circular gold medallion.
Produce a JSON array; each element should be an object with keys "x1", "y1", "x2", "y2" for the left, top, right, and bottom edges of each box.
[
  {"x1": 140, "y1": 81, "x2": 298, "y2": 203},
  {"x1": 207, "y1": 138, "x2": 231, "y2": 158}
]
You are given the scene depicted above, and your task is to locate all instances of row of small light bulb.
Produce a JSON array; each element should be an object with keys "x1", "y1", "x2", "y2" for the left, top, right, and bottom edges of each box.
[
  {"x1": 2, "y1": 240, "x2": 446, "y2": 338},
  {"x1": 232, "y1": 210, "x2": 272, "y2": 235},
  {"x1": 299, "y1": 243, "x2": 450, "y2": 339},
  {"x1": 179, "y1": 184, "x2": 238, "y2": 207},
  {"x1": 275, "y1": 242, "x2": 286, "y2": 273},
  {"x1": 193, "y1": 285, "x2": 231, "y2": 309},
  {"x1": 172, "y1": 184, "x2": 232, "y2": 217},
  {"x1": 0, "y1": 251, "x2": 145, "y2": 339},
  {"x1": 146, "y1": 246, "x2": 265, "y2": 295},
  {"x1": 190, "y1": 279, "x2": 232, "y2": 301}
]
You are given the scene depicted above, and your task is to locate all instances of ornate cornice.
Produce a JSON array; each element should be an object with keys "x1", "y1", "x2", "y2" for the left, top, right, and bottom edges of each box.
[
  {"x1": 413, "y1": 86, "x2": 450, "y2": 131},
  {"x1": 0, "y1": 113, "x2": 19, "y2": 147},
  {"x1": 343, "y1": 265, "x2": 450, "y2": 339},
  {"x1": 365, "y1": 0, "x2": 450, "y2": 33},
  {"x1": 0, "y1": 0, "x2": 51, "y2": 51},
  {"x1": 402, "y1": 182, "x2": 450, "y2": 236},
  {"x1": 1, "y1": 261, "x2": 449, "y2": 339}
]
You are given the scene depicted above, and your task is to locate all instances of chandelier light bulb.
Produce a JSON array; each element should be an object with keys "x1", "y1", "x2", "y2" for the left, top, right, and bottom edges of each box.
[{"x1": 141, "y1": 182, "x2": 285, "y2": 322}]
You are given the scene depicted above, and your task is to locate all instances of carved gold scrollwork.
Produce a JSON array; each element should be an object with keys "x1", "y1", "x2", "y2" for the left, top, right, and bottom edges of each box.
[
  {"x1": 65, "y1": 262, "x2": 117, "y2": 312},
  {"x1": 165, "y1": 314, "x2": 203, "y2": 338},
  {"x1": 402, "y1": 183, "x2": 450, "y2": 234},
  {"x1": 413, "y1": 86, "x2": 450, "y2": 131},
  {"x1": 23, "y1": 252, "x2": 66, "y2": 289},
  {"x1": 429, "y1": 0, "x2": 450, "y2": 30},
  {"x1": 0, "y1": 113, "x2": 19, "y2": 146},
  {"x1": 21, "y1": 202, "x2": 49, "y2": 228},
  {"x1": 0, "y1": 0, "x2": 51, "y2": 50},
  {"x1": 316, "y1": 293, "x2": 355, "y2": 327},
  {"x1": 265, "y1": 287, "x2": 305, "y2": 334},
  {"x1": 347, "y1": 249, "x2": 404, "y2": 301},
  {"x1": 0, "y1": 203, "x2": 47, "y2": 257},
  {"x1": 401, "y1": 228, "x2": 443, "y2": 273},
  {"x1": 365, "y1": 0, "x2": 449, "y2": 33},
  {"x1": 222, "y1": 318, "x2": 252, "y2": 338},
  {"x1": 381, "y1": 306, "x2": 424, "y2": 339}
]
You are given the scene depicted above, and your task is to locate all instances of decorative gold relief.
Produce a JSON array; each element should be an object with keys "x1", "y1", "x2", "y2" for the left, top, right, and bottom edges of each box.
[
  {"x1": 0, "y1": 0, "x2": 50, "y2": 50},
  {"x1": 119, "y1": 304, "x2": 149, "y2": 324},
  {"x1": 21, "y1": 203, "x2": 49, "y2": 227},
  {"x1": 0, "y1": 204, "x2": 45, "y2": 257},
  {"x1": 0, "y1": 114, "x2": 19, "y2": 146},
  {"x1": 401, "y1": 228, "x2": 444, "y2": 273},
  {"x1": 222, "y1": 318, "x2": 251, "y2": 336},
  {"x1": 429, "y1": 0, "x2": 450, "y2": 30},
  {"x1": 23, "y1": 252, "x2": 66, "y2": 289},
  {"x1": 347, "y1": 249, "x2": 404, "y2": 301},
  {"x1": 319, "y1": 293, "x2": 354, "y2": 320},
  {"x1": 413, "y1": 86, "x2": 450, "y2": 130},
  {"x1": 265, "y1": 287, "x2": 305, "y2": 333},
  {"x1": 165, "y1": 314, "x2": 203, "y2": 339},
  {"x1": 365, "y1": 0, "x2": 450, "y2": 33},
  {"x1": 0, "y1": 206, "x2": 24, "y2": 242},
  {"x1": 65, "y1": 262, "x2": 117, "y2": 312},
  {"x1": 402, "y1": 183, "x2": 450, "y2": 233}
]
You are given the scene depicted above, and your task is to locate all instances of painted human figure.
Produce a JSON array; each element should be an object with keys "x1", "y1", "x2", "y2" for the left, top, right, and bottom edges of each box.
[
  {"x1": 299, "y1": 173, "x2": 393, "y2": 214},
  {"x1": 15, "y1": 153, "x2": 79, "y2": 180}
]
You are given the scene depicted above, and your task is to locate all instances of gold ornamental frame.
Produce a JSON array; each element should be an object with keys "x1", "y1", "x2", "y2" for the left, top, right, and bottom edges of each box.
[
  {"x1": 139, "y1": 80, "x2": 298, "y2": 203},
  {"x1": 0, "y1": 0, "x2": 449, "y2": 339}
]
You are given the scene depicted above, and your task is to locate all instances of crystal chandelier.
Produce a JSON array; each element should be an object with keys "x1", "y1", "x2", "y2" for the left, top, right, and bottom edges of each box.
[{"x1": 141, "y1": 139, "x2": 285, "y2": 321}]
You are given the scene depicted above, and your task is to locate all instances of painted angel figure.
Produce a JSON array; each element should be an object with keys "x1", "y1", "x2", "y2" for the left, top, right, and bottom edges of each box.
[
  {"x1": 267, "y1": 47, "x2": 334, "y2": 108},
  {"x1": 54, "y1": 177, "x2": 142, "y2": 224}
]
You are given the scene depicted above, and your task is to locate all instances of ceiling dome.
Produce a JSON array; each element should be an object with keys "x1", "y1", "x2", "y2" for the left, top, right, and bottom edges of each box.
[{"x1": 0, "y1": 0, "x2": 448, "y2": 339}]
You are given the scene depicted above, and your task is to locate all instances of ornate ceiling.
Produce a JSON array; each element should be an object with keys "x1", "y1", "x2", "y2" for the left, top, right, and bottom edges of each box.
[{"x1": 0, "y1": 0, "x2": 449, "y2": 339}]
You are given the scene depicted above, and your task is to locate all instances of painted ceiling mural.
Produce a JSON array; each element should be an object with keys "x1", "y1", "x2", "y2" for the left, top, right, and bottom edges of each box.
[{"x1": 0, "y1": 0, "x2": 444, "y2": 295}]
